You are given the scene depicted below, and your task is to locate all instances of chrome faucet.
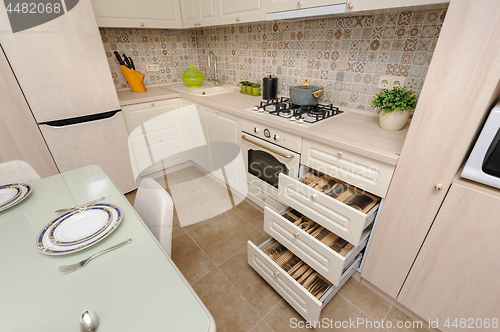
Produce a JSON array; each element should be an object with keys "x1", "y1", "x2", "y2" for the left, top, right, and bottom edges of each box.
[{"x1": 207, "y1": 51, "x2": 219, "y2": 86}]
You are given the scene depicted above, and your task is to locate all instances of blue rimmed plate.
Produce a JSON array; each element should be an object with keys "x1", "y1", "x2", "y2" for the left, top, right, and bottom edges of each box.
[
  {"x1": 48, "y1": 206, "x2": 114, "y2": 246},
  {"x1": 36, "y1": 203, "x2": 123, "y2": 255},
  {"x1": 0, "y1": 183, "x2": 31, "y2": 212}
]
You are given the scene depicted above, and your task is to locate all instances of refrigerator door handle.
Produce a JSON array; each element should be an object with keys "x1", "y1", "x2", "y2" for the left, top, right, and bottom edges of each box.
[{"x1": 38, "y1": 110, "x2": 121, "y2": 127}]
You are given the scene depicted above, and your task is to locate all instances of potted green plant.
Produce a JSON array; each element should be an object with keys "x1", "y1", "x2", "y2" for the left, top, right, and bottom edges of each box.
[
  {"x1": 239, "y1": 81, "x2": 249, "y2": 93},
  {"x1": 371, "y1": 86, "x2": 418, "y2": 131},
  {"x1": 251, "y1": 82, "x2": 261, "y2": 96}
]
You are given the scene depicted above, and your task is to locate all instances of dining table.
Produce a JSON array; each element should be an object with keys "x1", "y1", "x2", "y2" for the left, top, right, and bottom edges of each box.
[{"x1": 0, "y1": 164, "x2": 215, "y2": 331}]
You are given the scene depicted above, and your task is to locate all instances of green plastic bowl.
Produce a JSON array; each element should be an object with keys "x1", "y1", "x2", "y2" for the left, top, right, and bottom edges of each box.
[{"x1": 182, "y1": 64, "x2": 204, "y2": 88}]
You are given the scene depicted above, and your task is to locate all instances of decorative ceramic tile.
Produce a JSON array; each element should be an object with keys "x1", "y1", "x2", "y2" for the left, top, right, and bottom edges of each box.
[{"x1": 101, "y1": 5, "x2": 447, "y2": 110}]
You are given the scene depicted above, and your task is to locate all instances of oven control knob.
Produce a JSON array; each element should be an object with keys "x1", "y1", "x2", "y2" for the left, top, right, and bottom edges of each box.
[
  {"x1": 254, "y1": 127, "x2": 259, "y2": 133},
  {"x1": 274, "y1": 134, "x2": 280, "y2": 141},
  {"x1": 264, "y1": 129, "x2": 271, "y2": 138},
  {"x1": 253, "y1": 106, "x2": 259, "y2": 111}
]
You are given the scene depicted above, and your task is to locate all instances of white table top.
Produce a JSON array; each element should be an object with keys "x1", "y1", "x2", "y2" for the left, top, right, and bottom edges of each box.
[{"x1": 0, "y1": 165, "x2": 213, "y2": 331}]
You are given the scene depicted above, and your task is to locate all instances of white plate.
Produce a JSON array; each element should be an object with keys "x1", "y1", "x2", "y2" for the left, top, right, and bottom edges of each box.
[
  {"x1": 0, "y1": 186, "x2": 21, "y2": 207},
  {"x1": 0, "y1": 184, "x2": 32, "y2": 212},
  {"x1": 36, "y1": 203, "x2": 123, "y2": 255},
  {"x1": 48, "y1": 206, "x2": 113, "y2": 246}
]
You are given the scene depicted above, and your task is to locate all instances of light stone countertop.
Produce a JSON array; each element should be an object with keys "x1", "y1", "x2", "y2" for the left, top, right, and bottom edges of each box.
[{"x1": 117, "y1": 84, "x2": 408, "y2": 166}]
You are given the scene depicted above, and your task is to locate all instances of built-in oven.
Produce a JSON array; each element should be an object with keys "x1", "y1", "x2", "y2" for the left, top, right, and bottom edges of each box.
[
  {"x1": 462, "y1": 101, "x2": 500, "y2": 189},
  {"x1": 240, "y1": 119, "x2": 301, "y2": 204}
]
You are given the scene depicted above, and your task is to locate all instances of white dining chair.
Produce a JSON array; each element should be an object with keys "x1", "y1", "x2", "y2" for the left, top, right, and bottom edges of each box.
[
  {"x1": 134, "y1": 178, "x2": 174, "y2": 257},
  {"x1": 0, "y1": 160, "x2": 41, "y2": 185}
]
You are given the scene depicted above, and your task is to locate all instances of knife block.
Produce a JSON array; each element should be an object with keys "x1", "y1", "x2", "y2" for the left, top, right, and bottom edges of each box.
[{"x1": 120, "y1": 65, "x2": 147, "y2": 92}]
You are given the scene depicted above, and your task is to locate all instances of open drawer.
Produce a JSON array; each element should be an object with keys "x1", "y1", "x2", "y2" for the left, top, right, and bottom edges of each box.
[
  {"x1": 248, "y1": 238, "x2": 362, "y2": 322},
  {"x1": 301, "y1": 138, "x2": 395, "y2": 198},
  {"x1": 264, "y1": 206, "x2": 370, "y2": 285},
  {"x1": 277, "y1": 171, "x2": 380, "y2": 246}
]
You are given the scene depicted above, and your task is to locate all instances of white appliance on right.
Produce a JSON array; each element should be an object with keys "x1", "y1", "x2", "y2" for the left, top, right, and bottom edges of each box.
[{"x1": 462, "y1": 101, "x2": 500, "y2": 189}]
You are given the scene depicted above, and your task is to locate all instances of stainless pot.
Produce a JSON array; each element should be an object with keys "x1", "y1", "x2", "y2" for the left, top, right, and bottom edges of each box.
[{"x1": 289, "y1": 79, "x2": 325, "y2": 106}]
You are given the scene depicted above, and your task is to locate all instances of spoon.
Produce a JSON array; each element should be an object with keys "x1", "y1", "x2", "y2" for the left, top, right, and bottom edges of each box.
[{"x1": 80, "y1": 309, "x2": 99, "y2": 332}]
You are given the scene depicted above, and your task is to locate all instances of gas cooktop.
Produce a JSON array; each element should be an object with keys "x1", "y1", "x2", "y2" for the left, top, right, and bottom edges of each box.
[{"x1": 247, "y1": 97, "x2": 343, "y2": 126}]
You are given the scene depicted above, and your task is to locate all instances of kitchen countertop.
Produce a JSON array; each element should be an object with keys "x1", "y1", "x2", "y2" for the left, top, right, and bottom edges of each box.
[{"x1": 117, "y1": 85, "x2": 408, "y2": 166}]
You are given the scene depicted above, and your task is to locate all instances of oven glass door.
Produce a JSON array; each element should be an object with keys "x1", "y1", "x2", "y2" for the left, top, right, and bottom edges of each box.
[{"x1": 247, "y1": 149, "x2": 288, "y2": 188}]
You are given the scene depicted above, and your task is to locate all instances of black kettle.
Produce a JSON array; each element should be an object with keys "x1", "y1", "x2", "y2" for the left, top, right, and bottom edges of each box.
[{"x1": 262, "y1": 75, "x2": 278, "y2": 100}]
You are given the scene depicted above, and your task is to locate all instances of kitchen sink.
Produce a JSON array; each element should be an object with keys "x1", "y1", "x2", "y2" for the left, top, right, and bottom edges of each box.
[{"x1": 167, "y1": 83, "x2": 235, "y2": 96}]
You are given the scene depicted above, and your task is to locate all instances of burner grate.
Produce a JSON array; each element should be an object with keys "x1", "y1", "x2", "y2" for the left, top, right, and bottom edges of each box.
[{"x1": 258, "y1": 98, "x2": 343, "y2": 124}]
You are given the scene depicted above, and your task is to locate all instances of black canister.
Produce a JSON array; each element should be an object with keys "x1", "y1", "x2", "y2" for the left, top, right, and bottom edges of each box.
[{"x1": 262, "y1": 75, "x2": 278, "y2": 100}]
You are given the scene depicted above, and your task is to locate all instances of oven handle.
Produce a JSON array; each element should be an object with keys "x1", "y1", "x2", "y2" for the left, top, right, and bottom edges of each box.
[{"x1": 241, "y1": 135, "x2": 295, "y2": 159}]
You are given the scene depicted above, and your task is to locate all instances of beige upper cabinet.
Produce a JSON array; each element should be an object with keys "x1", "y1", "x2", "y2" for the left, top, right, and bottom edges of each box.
[
  {"x1": 346, "y1": 0, "x2": 449, "y2": 13},
  {"x1": 218, "y1": 0, "x2": 266, "y2": 25},
  {"x1": 398, "y1": 179, "x2": 500, "y2": 323},
  {"x1": 91, "y1": 0, "x2": 182, "y2": 28},
  {"x1": 267, "y1": 0, "x2": 345, "y2": 13},
  {"x1": 180, "y1": 0, "x2": 219, "y2": 27}
]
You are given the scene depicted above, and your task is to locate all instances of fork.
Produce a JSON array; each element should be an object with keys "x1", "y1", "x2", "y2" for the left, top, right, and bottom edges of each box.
[{"x1": 58, "y1": 239, "x2": 132, "y2": 272}]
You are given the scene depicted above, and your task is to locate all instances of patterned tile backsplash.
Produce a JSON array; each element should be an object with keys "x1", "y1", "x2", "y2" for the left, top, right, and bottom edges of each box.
[{"x1": 100, "y1": 3, "x2": 448, "y2": 110}]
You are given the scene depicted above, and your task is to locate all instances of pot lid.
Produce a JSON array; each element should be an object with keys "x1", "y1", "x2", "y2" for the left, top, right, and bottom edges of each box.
[{"x1": 182, "y1": 64, "x2": 204, "y2": 79}]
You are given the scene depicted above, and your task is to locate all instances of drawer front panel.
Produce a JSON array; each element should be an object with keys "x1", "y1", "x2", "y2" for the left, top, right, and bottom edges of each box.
[
  {"x1": 247, "y1": 184, "x2": 286, "y2": 212},
  {"x1": 264, "y1": 207, "x2": 369, "y2": 285},
  {"x1": 278, "y1": 173, "x2": 372, "y2": 246},
  {"x1": 301, "y1": 138, "x2": 395, "y2": 197},
  {"x1": 247, "y1": 240, "x2": 322, "y2": 322}
]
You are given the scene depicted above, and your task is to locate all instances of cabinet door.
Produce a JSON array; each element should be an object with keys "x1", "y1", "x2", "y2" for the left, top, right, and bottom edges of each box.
[
  {"x1": 91, "y1": 0, "x2": 182, "y2": 28},
  {"x1": 0, "y1": 46, "x2": 58, "y2": 179},
  {"x1": 218, "y1": 0, "x2": 265, "y2": 25},
  {"x1": 398, "y1": 181, "x2": 500, "y2": 323},
  {"x1": 180, "y1": 100, "x2": 211, "y2": 172},
  {"x1": 180, "y1": 0, "x2": 219, "y2": 28},
  {"x1": 122, "y1": 99, "x2": 181, "y2": 135},
  {"x1": 346, "y1": 0, "x2": 449, "y2": 13},
  {"x1": 204, "y1": 107, "x2": 247, "y2": 195},
  {"x1": 267, "y1": 0, "x2": 344, "y2": 13}
]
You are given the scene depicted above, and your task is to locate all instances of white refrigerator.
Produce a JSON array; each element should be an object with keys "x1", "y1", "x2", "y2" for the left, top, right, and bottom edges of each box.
[{"x1": 0, "y1": 0, "x2": 136, "y2": 193}]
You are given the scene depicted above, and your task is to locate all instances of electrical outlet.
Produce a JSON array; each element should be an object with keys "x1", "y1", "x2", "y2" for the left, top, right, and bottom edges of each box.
[
  {"x1": 390, "y1": 76, "x2": 406, "y2": 88},
  {"x1": 146, "y1": 64, "x2": 159, "y2": 72},
  {"x1": 377, "y1": 76, "x2": 391, "y2": 89},
  {"x1": 378, "y1": 75, "x2": 406, "y2": 89}
]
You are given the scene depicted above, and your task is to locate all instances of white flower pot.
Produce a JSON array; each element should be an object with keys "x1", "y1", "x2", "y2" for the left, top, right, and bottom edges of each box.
[{"x1": 378, "y1": 110, "x2": 411, "y2": 131}]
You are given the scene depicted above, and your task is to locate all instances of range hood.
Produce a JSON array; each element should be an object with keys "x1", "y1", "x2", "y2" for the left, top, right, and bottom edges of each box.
[{"x1": 266, "y1": 3, "x2": 346, "y2": 21}]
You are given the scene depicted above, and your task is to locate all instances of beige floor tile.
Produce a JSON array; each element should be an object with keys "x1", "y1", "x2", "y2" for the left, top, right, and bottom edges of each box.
[
  {"x1": 338, "y1": 278, "x2": 392, "y2": 321},
  {"x1": 250, "y1": 320, "x2": 274, "y2": 332},
  {"x1": 187, "y1": 210, "x2": 263, "y2": 265},
  {"x1": 264, "y1": 294, "x2": 377, "y2": 332},
  {"x1": 172, "y1": 219, "x2": 185, "y2": 239},
  {"x1": 232, "y1": 199, "x2": 265, "y2": 232},
  {"x1": 125, "y1": 190, "x2": 137, "y2": 206},
  {"x1": 171, "y1": 233, "x2": 216, "y2": 284},
  {"x1": 182, "y1": 165, "x2": 221, "y2": 187},
  {"x1": 219, "y1": 244, "x2": 282, "y2": 318},
  {"x1": 192, "y1": 269, "x2": 261, "y2": 332},
  {"x1": 207, "y1": 182, "x2": 245, "y2": 207},
  {"x1": 384, "y1": 307, "x2": 427, "y2": 332},
  {"x1": 174, "y1": 189, "x2": 231, "y2": 227}
]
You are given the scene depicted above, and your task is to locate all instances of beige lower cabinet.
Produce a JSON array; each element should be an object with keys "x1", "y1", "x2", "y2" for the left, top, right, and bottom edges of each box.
[
  {"x1": 397, "y1": 179, "x2": 500, "y2": 323},
  {"x1": 248, "y1": 164, "x2": 386, "y2": 322}
]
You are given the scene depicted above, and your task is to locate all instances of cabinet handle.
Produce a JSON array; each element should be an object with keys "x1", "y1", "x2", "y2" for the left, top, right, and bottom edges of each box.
[
  {"x1": 216, "y1": 110, "x2": 219, "y2": 114},
  {"x1": 274, "y1": 134, "x2": 280, "y2": 141},
  {"x1": 337, "y1": 151, "x2": 342, "y2": 156},
  {"x1": 140, "y1": 23, "x2": 144, "y2": 27},
  {"x1": 297, "y1": 1, "x2": 301, "y2": 7},
  {"x1": 347, "y1": 2, "x2": 353, "y2": 10},
  {"x1": 241, "y1": 135, "x2": 295, "y2": 159},
  {"x1": 310, "y1": 194, "x2": 316, "y2": 200},
  {"x1": 262, "y1": 196, "x2": 266, "y2": 201},
  {"x1": 434, "y1": 184, "x2": 443, "y2": 191},
  {"x1": 151, "y1": 102, "x2": 155, "y2": 107},
  {"x1": 236, "y1": 17, "x2": 240, "y2": 22},
  {"x1": 254, "y1": 127, "x2": 259, "y2": 133},
  {"x1": 293, "y1": 232, "x2": 299, "y2": 238},
  {"x1": 273, "y1": 272, "x2": 279, "y2": 277}
]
